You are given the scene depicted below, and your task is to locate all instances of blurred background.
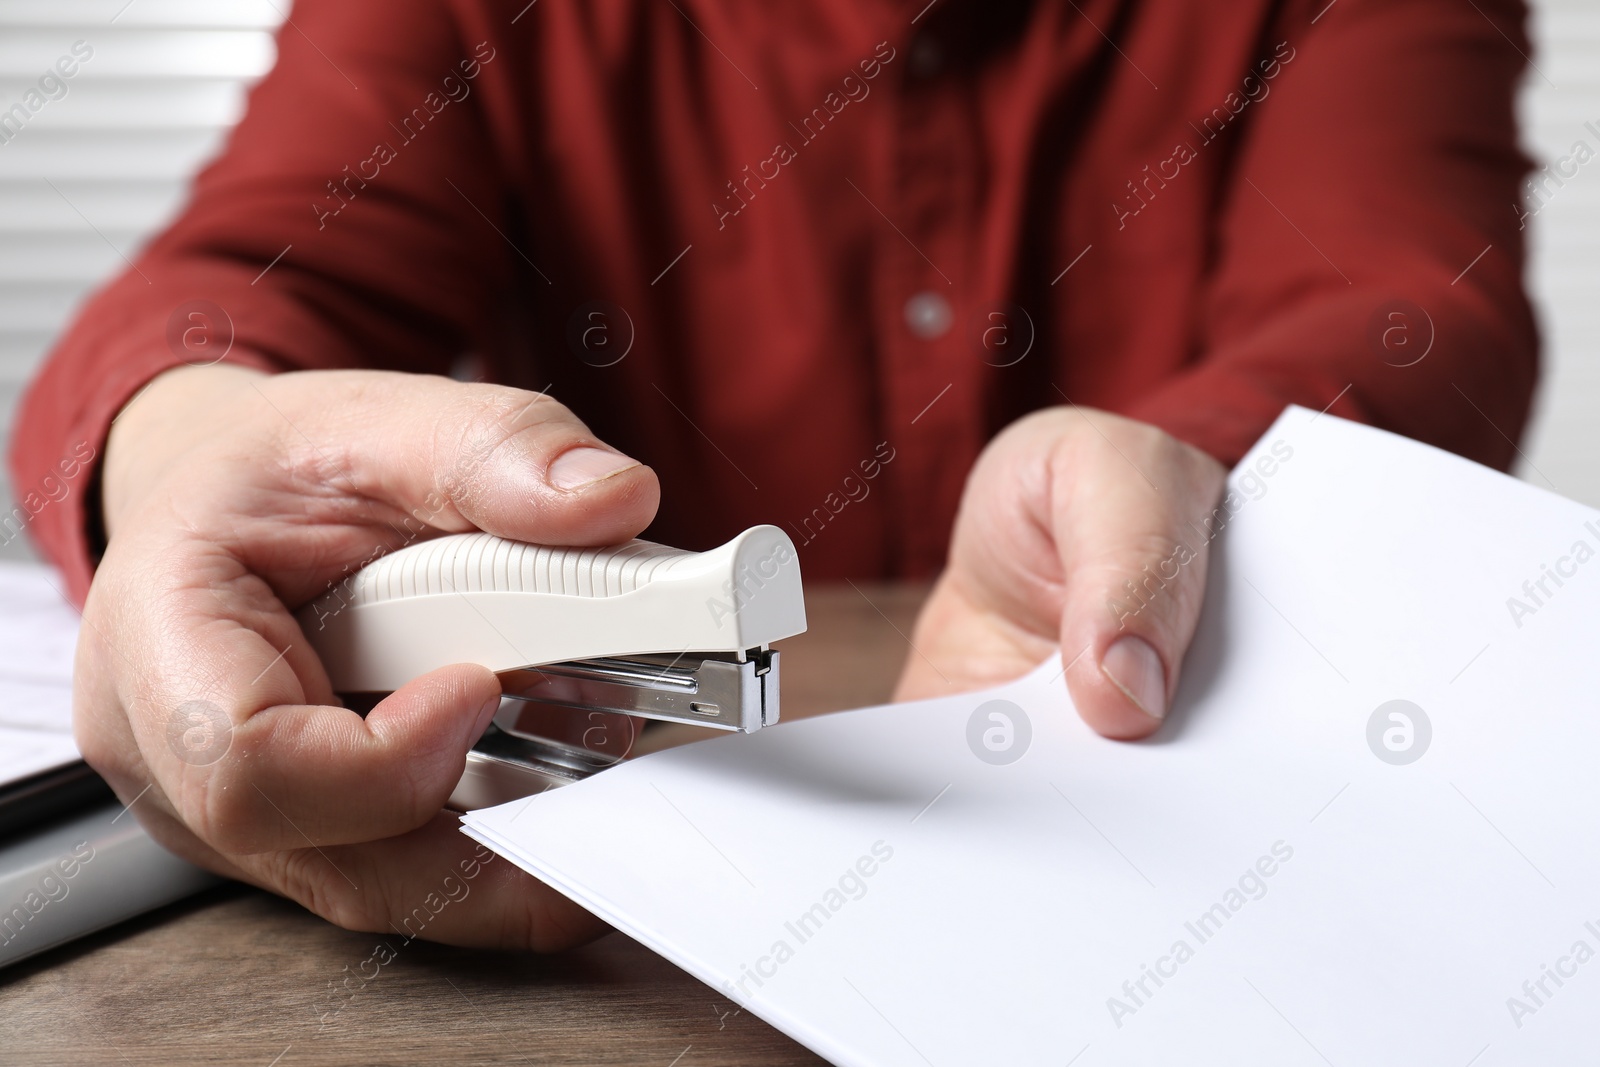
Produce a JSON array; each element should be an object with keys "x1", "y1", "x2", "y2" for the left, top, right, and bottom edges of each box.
[{"x1": 0, "y1": 0, "x2": 1593, "y2": 561}]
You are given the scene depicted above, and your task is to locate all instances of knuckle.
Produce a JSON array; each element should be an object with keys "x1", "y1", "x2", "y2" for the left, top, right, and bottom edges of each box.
[
  {"x1": 512, "y1": 881, "x2": 593, "y2": 952},
  {"x1": 277, "y1": 848, "x2": 389, "y2": 933},
  {"x1": 1088, "y1": 531, "x2": 1187, "y2": 580},
  {"x1": 1092, "y1": 535, "x2": 1206, "y2": 626},
  {"x1": 277, "y1": 430, "x2": 356, "y2": 501},
  {"x1": 394, "y1": 762, "x2": 451, "y2": 829},
  {"x1": 432, "y1": 386, "x2": 583, "y2": 500},
  {"x1": 179, "y1": 771, "x2": 261, "y2": 855}
]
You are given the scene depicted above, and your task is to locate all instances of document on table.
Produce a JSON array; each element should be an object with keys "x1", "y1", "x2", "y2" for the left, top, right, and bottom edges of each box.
[
  {"x1": 464, "y1": 408, "x2": 1600, "y2": 1065},
  {"x1": 0, "y1": 562, "x2": 219, "y2": 971},
  {"x1": 0, "y1": 564, "x2": 80, "y2": 786}
]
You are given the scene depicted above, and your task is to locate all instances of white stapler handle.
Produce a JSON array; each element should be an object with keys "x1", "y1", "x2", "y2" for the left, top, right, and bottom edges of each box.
[{"x1": 298, "y1": 525, "x2": 806, "y2": 693}]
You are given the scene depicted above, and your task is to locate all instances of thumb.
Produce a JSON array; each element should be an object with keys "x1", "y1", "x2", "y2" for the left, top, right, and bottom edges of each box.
[
  {"x1": 1054, "y1": 427, "x2": 1226, "y2": 740},
  {"x1": 299, "y1": 371, "x2": 660, "y2": 547}
]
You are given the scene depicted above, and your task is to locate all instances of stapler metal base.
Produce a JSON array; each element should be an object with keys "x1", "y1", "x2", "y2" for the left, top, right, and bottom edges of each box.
[{"x1": 447, "y1": 648, "x2": 780, "y2": 809}]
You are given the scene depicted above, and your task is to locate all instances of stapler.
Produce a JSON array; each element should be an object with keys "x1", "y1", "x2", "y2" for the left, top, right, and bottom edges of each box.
[{"x1": 299, "y1": 525, "x2": 806, "y2": 808}]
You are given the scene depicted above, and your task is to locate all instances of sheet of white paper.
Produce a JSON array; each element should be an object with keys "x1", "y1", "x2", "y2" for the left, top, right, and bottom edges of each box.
[
  {"x1": 0, "y1": 563, "x2": 80, "y2": 784},
  {"x1": 465, "y1": 408, "x2": 1600, "y2": 1065}
]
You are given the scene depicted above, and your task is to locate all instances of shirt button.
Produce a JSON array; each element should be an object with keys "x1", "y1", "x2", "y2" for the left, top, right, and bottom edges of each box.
[
  {"x1": 908, "y1": 36, "x2": 943, "y2": 78},
  {"x1": 904, "y1": 291, "x2": 953, "y2": 339}
]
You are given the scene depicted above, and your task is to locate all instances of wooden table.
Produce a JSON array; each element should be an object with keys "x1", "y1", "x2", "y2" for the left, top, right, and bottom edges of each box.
[{"x1": 0, "y1": 583, "x2": 929, "y2": 1066}]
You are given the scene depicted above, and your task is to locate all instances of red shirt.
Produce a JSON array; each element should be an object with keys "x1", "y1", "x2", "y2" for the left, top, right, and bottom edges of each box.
[{"x1": 11, "y1": 0, "x2": 1538, "y2": 606}]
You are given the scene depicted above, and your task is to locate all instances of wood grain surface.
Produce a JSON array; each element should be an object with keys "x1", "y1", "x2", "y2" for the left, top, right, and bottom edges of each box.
[{"x1": 0, "y1": 583, "x2": 929, "y2": 1067}]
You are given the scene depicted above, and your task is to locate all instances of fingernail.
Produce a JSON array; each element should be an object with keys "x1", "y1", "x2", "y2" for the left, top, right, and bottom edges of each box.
[
  {"x1": 547, "y1": 447, "x2": 639, "y2": 491},
  {"x1": 1101, "y1": 636, "x2": 1167, "y2": 720}
]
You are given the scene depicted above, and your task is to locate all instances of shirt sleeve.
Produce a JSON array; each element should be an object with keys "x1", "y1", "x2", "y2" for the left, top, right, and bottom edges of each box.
[
  {"x1": 8, "y1": 0, "x2": 517, "y2": 604},
  {"x1": 1127, "y1": 0, "x2": 1539, "y2": 469}
]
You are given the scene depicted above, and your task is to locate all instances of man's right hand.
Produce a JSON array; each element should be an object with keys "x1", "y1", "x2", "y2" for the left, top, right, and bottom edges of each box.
[{"x1": 80, "y1": 364, "x2": 659, "y2": 949}]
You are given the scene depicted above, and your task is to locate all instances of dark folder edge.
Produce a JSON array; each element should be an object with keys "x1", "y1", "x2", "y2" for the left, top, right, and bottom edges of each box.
[{"x1": 0, "y1": 760, "x2": 115, "y2": 842}]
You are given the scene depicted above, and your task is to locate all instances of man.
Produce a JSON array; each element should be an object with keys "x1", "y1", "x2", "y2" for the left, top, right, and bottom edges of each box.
[{"x1": 10, "y1": 0, "x2": 1535, "y2": 949}]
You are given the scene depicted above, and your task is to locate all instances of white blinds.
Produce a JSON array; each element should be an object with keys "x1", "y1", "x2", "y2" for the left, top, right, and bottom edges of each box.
[
  {"x1": 0, "y1": 0, "x2": 280, "y2": 557},
  {"x1": 1521, "y1": 1, "x2": 1600, "y2": 504}
]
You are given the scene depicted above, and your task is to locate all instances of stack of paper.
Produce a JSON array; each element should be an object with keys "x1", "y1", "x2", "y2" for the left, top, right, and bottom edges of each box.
[
  {"x1": 0, "y1": 564, "x2": 80, "y2": 785},
  {"x1": 464, "y1": 409, "x2": 1600, "y2": 1065}
]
